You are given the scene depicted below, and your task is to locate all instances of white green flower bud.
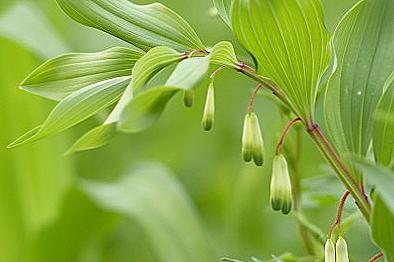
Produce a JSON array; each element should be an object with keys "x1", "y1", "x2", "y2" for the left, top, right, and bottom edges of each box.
[
  {"x1": 241, "y1": 113, "x2": 253, "y2": 162},
  {"x1": 336, "y1": 237, "x2": 349, "y2": 262},
  {"x1": 202, "y1": 83, "x2": 215, "y2": 131},
  {"x1": 270, "y1": 154, "x2": 293, "y2": 214},
  {"x1": 249, "y1": 112, "x2": 264, "y2": 166},
  {"x1": 324, "y1": 239, "x2": 335, "y2": 262},
  {"x1": 184, "y1": 90, "x2": 194, "y2": 107},
  {"x1": 241, "y1": 112, "x2": 265, "y2": 165}
]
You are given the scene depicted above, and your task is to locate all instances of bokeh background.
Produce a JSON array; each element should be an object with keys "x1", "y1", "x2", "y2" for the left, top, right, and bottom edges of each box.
[{"x1": 0, "y1": 0, "x2": 378, "y2": 261}]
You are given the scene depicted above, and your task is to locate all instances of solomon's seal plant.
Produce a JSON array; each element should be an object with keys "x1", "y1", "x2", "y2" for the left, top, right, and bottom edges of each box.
[{"x1": 8, "y1": 0, "x2": 394, "y2": 260}]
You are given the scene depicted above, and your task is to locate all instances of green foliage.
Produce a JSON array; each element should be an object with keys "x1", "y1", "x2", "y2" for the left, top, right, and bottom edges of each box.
[
  {"x1": 231, "y1": 0, "x2": 331, "y2": 123},
  {"x1": 56, "y1": 0, "x2": 205, "y2": 51},
  {"x1": 81, "y1": 163, "x2": 215, "y2": 262},
  {"x1": 20, "y1": 47, "x2": 144, "y2": 101},
  {"x1": 353, "y1": 159, "x2": 394, "y2": 260},
  {"x1": 212, "y1": 0, "x2": 232, "y2": 28},
  {"x1": 374, "y1": 78, "x2": 394, "y2": 167},
  {"x1": 3, "y1": 0, "x2": 394, "y2": 261},
  {"x1": 9, "y1": 77, "x2": 130, "y2": 148},
  {"x1": 324, "y1": 0, "x2": 394, "y2": 160},
  {"x1": 119, "y1": 57, "x2": 210, "y2": 133}
]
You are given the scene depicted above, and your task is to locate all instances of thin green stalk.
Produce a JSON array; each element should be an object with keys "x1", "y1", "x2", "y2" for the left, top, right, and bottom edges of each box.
[{"x1": 238, "y1": 66, "x2": 371, "y2": 222}]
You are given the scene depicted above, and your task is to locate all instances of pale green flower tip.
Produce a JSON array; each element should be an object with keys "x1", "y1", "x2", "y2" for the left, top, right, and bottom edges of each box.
[
  {"x1": 281, "y1": 200, "x2": 292, "y2": 215},
  {"x1": 202, "y1": 118, "x2": 213, "y2": 131},
  {"x1": 242, "y1": 148, "x2": 252, "y2": 162},
  {"x1": 336, "y1": 237, "x2": 349, "y2": 262},
  {"x1": 324, "y1": 239, "x2": 335, "y2": 262},
  {"x1": 270, "y1": 154, "x2": 293, "y2": 214},
  {"x1": 253, "y1": 152, "x2": 264, "y2": 166},
  {"x1": 202, "y1": 84, "x2": 215, "y2": 131},
  {"x1": 184, "y1": 90, "x2": 194, "y2": 107},
  {"x1": 270, "y1": 197, "x2": 282, "y2": 211}
]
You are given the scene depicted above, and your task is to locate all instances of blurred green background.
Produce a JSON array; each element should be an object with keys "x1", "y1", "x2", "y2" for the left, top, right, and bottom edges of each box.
[{"x1": 0, "y1": 0, "x2": 378, "y2": 261}]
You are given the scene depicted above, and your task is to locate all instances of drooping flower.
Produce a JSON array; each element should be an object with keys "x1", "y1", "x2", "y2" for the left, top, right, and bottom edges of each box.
[
  {"x1": 202, "y1": 83, "x2": 215, "y2": 131},
  {"x1": 324, "y1": 239, "x2": 335, "y2": 262},
  {"x1": 336, "y1": 237, "x2": 349, "y2": 262},
  {"x1": 241, "y1": 112, "x2": 264, "y2": 166},
  {"x1": 270, "y1": 154, "x2": 293, "y2": 214}
]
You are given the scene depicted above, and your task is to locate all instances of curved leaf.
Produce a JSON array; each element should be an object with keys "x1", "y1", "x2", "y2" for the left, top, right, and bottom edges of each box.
[
  {"x1": 210, "y1": 41, "x2": 238, "y2": 69},
  {"x1": 21, "y1": 47, "x2": 143, "y2": 101},
  {"x1": 374, "y1": 74, "x2": 394, "y2": 167},
  {"x1": 232, "y1": 0, "x2": 331, "y2": 122},
  {"x1": 324, "y1": 0, "x2": 394, "y2": 159},
  {"x1": 56, "y1": 0, "x2": 205, "y2": 51},
  {"x1": 132, "y1": 46, "x2": 183, "y2": 90},
  {"x1": 213, "y1": 0, "x2": 232, "y2": 28},
  {"x1": 65, "y1": 123, "x2": 116, "y2": 154},
  {"x1": 66, "y1": 82, "x2": 134, "y2": 154},
  {"x1": 8, "y1": 76, "x2": 130, "y2": 148},
  {"x1": 119, "y1": 57, "x2": 210, "y2": 133}
]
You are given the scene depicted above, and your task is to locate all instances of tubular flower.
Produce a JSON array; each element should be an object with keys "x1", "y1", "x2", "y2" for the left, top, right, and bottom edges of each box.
[
  {"x1": 202, "y1": 83, "x2": 215, "y2": 131},
  {"x1": 270, "y1": 154, "x2": 293, "y2": 214},
  {"x1": 241, "y1": 112, "x2": 265, "y2": 166},
  {"x1": 184, "y1": 90, "x2": 194, "y2": 107},
  {"x1": 336, "y1": 237, "x2": 349, "y2": 262},
  {"x1": 324, "y1": 239, "x2": 335, "y2": 262}
]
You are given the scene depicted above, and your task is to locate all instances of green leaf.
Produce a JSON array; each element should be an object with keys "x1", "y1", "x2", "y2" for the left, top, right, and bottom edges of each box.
[
  {"x1": 210, "y1": 41, "x2": 238, "y2": 69},
  {"x1": 212, "y1": 0, "x2": 232, "y2": 28},
  {"x1": 66, "y1": 80, "x2": 135, "y2": 154},
  {"x1": 131, "y1": 46, "x2": 183, "y2": 90},
  {"x1": 21, "y1": 47, "x2": 143, "y2": 101},
  {"x1": 65, "y1": 123, "x2": 116, "y2": 154},
  {"x1": 232, "y1": 0, "x2": 331, "y2": 122},
  {"x1": 8, "y1": 76, "x2": 130, "y2": 148},
  {"x1": 353, "y1": 159, "x2": 394, "y2": 261},
  {"x1": 119, "y1": 57, "x2": 210, "y2": 133},
  {"x1": 56, "y1": 0, "x2": 205, "y2": 52},
  {"x1": 0, "y1": 2, "x2": 69, "y2": 59},
  {"x1": 80, "y1": 163, "x2": 214, "y2": 262},
  {"x1": 324, "y1": 0, "x2": 394, "y2": 160},
  {"x1": 373, "y1": 73, "x2": 394, "y2": 167}
]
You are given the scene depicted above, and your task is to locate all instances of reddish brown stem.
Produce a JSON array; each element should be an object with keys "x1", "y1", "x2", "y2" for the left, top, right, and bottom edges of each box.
[
  {"x1": 369, "y1": 252, "x2": 384, "y2": 262},
  {"x1": 328, "y1": 191, "x2": 351, "y2": 238},
  {"x1": 276, "y1": 117, "x2": 302, "y2": 155},
  {"x1": 248, "y1": 83, "x2": 263, "y2": 112}
]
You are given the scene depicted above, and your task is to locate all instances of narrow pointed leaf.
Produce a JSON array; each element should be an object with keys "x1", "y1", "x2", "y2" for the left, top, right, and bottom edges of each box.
[
  {"x1": 119, "y1": 57, "x2": 210, "y2": 133},
  {"x1": 232, "y1": 0, "x2": 331, "y2": 122},
  {"x1": 9, "y1": 77, "x2": 130, "y2": 148},
  {"x1": 373, "y1": 75, "x2": 394, "y2": 167},
  {"x1": 324, "y1": 0, "x2": 394, "y2": 160},
  {"x1": 21, "y1": 47, "x2": 143, "y2": 101},
  {"x1": 66, "y1": 84, "x2": 135, "y2": 154},
  {"x1": 65, "y1": 123, "x2": 116, "y2": 154},
  {"x1": 212, "y1": 0, "x2": 232, "y2": 28},
  {"x1": 56, "y1": 0, "x2": 205, "y2": 51}
]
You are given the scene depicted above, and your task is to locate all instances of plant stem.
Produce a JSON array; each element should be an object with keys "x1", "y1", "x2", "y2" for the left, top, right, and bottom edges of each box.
[
  {"x1": 248, "y1": 83, "x2": 263, "y2": 112},
  {"x1": 307, "y1": 124, "x2": 370, "y2": 222},
  {"x1": 237, "y1": 66, "x2": 371, "y2": 222},
  {"x1": 369, "y1": 252, "x2": 384, "y2": 262},
  {"x1": 328, "y1": 191, "x2": 350, "y2": 238},
  {"x1": 276, "y1": 117, "x2": 301, "y2": 155}
]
